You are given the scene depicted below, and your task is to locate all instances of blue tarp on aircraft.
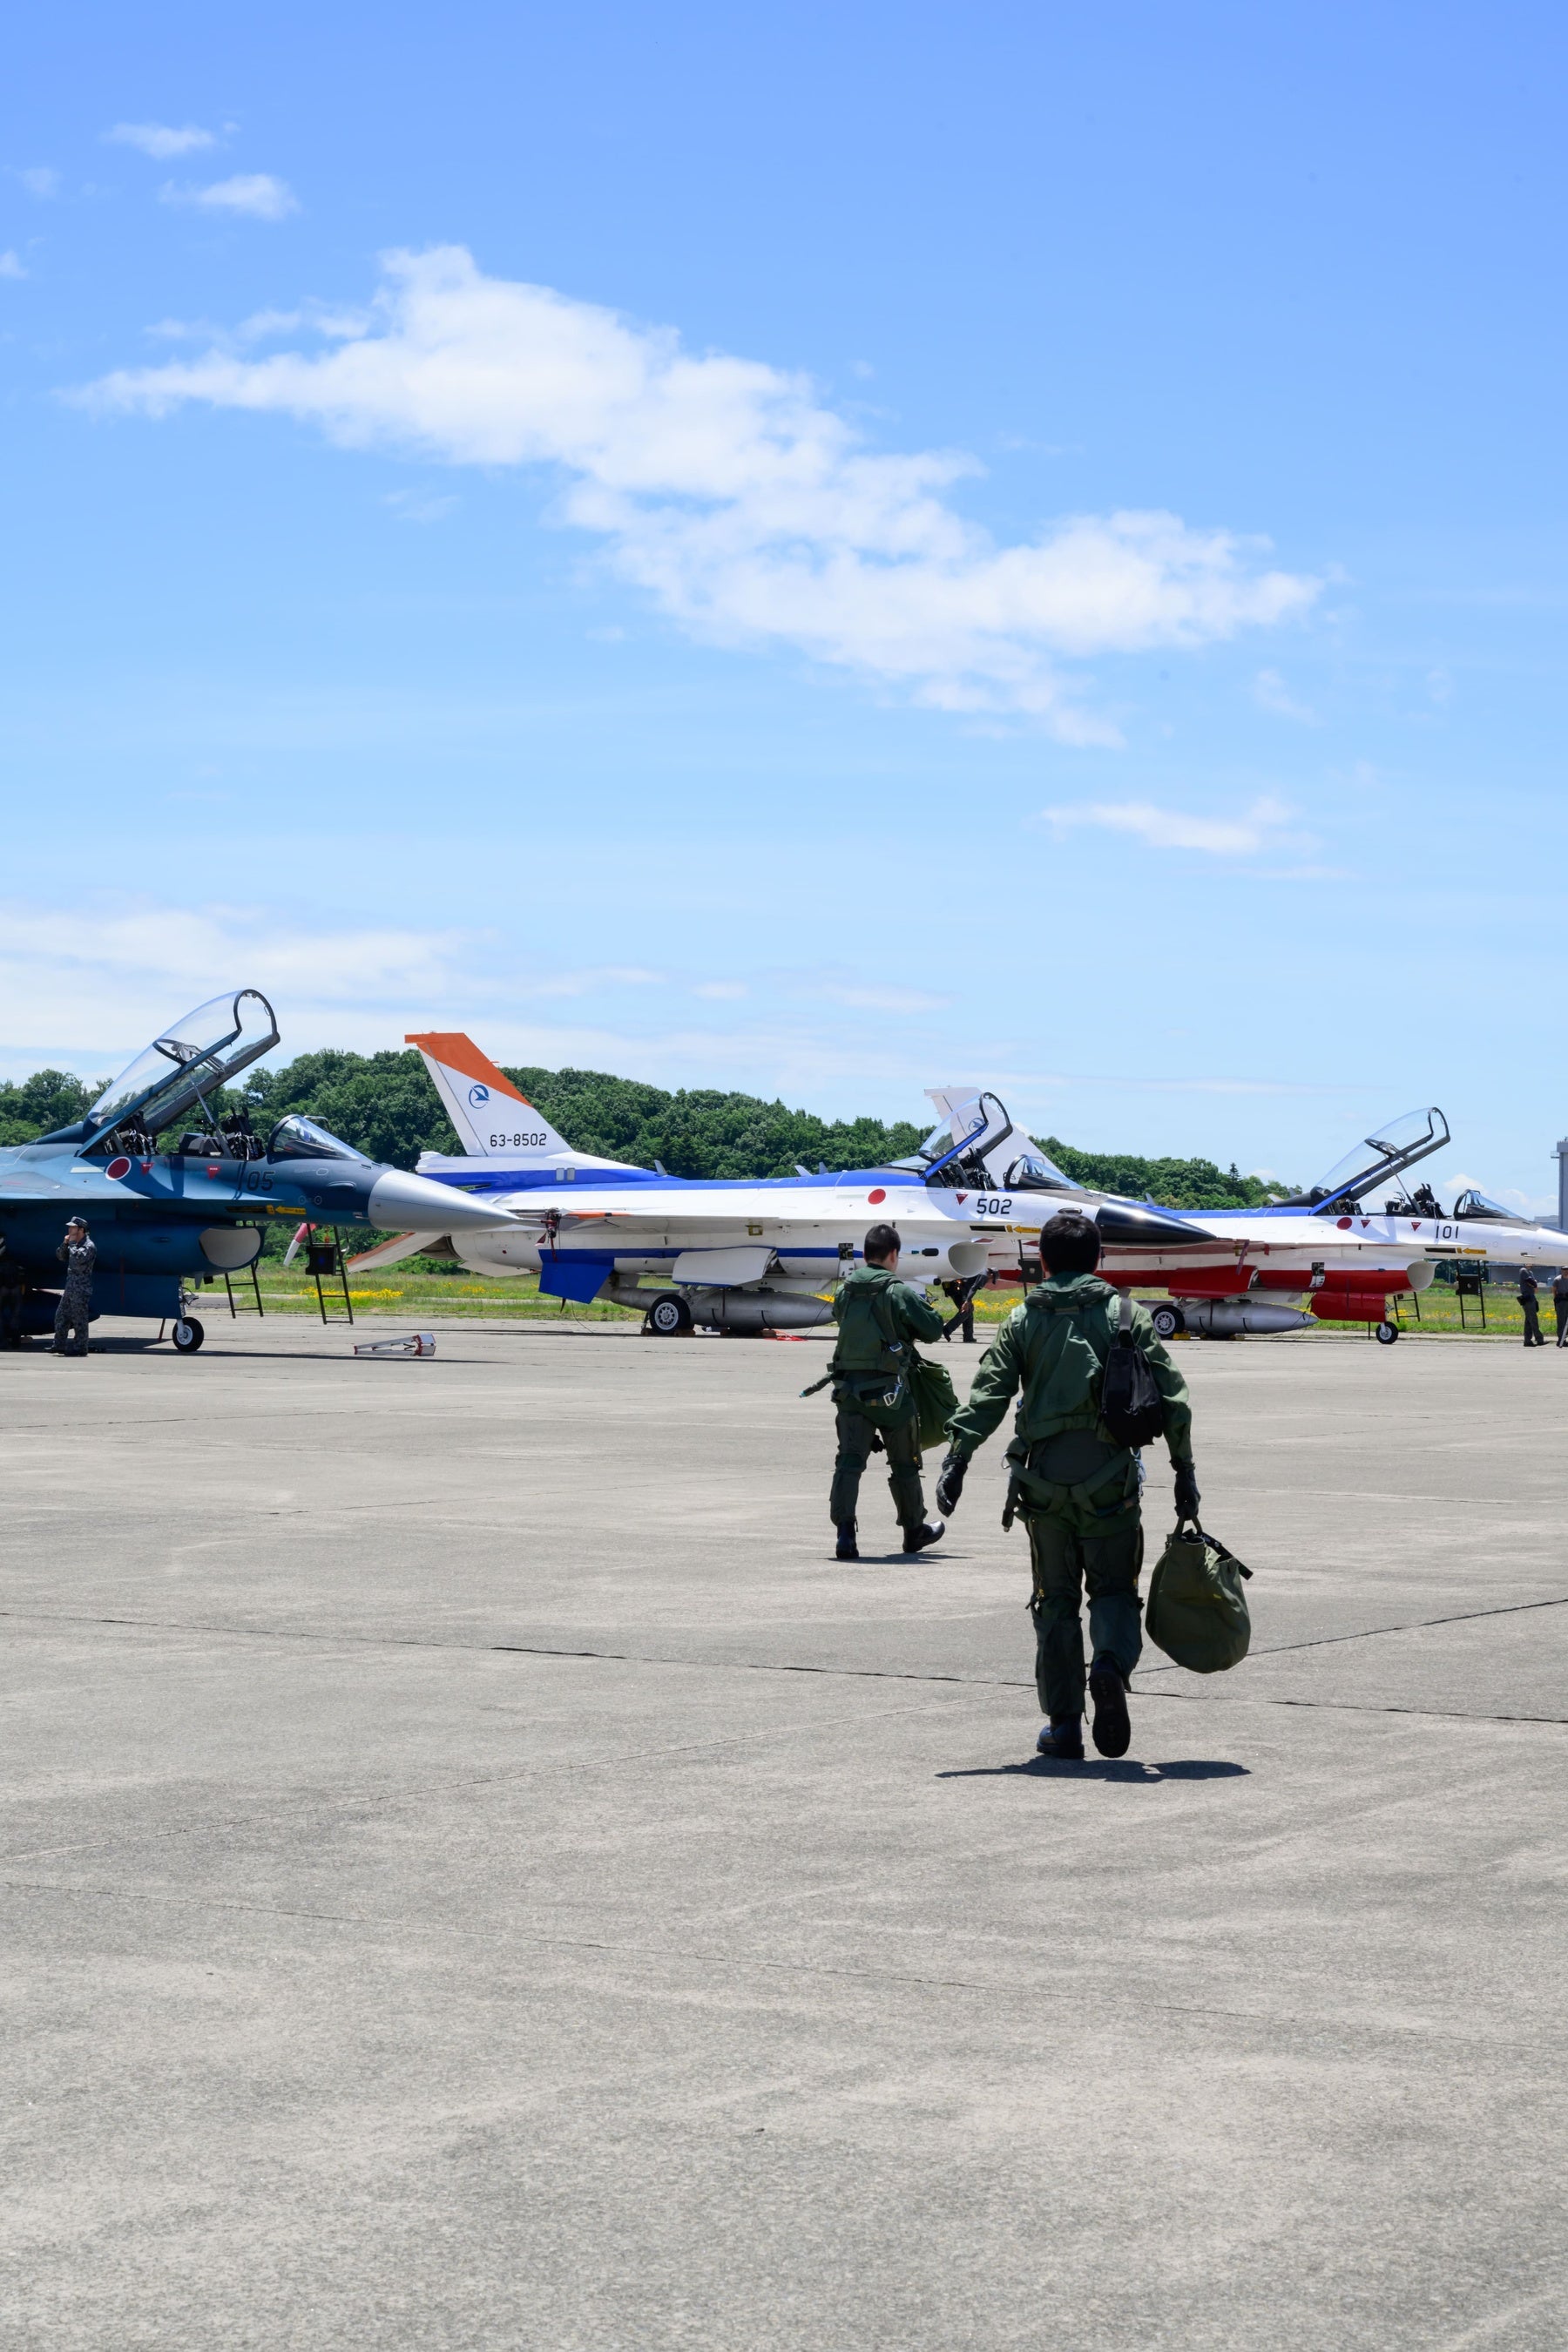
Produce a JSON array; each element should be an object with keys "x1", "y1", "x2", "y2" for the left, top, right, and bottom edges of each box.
[{"x1": 537, "y1": 1251, "x2": 617, "y2": 1305}]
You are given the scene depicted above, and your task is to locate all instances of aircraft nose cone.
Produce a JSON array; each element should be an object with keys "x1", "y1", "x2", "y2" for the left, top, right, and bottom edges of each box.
[
  {"x1": 1092, "y1": 1201, "x2": 1212, "y2": 1253},
  {"x1": 368, "y1": 1169, "x2": 516, "y2": 1233}
]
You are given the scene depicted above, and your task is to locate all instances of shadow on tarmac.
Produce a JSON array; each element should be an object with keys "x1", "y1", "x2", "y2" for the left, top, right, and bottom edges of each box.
[{"x1": 937, "y1": 1757, "x2": 1249, "y2": 1783}]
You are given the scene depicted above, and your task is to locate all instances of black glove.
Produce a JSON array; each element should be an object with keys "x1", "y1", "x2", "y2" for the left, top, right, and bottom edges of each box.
[
  {"x1": 935, "y1": 1451, "x2": 968, "y2": 1516},
  {"x1": 1173, "y1": 1462, "x2": 1200, "y2": 1521}
]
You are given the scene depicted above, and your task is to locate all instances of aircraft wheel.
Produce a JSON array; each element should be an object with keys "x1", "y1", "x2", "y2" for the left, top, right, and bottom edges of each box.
[
  {"x1": 1375, "y1": 1320, "x2": 1400, "y2": 1345},
  {"x1": 644, "y1": 1294, "x2": 693, "y2": 1338},
  {"x1": 171, "y1": 1317, "x2": 206, "y2": 1354},
  {"x1": 1151, "y1": 1304, "x2": 1184, "y2": 1341}
]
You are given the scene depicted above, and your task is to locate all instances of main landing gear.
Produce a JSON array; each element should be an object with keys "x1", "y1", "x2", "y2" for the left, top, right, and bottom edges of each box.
[
  {"x1": 1375, "y1": 1320, "x2": 1400, "y2": 1345},
  {"x1": 170, "y1": 1317, "x2": 206, "y2": 1354},
  {"x1": 643, "y1": 1293, "x2": 693, "y2": 1338}
]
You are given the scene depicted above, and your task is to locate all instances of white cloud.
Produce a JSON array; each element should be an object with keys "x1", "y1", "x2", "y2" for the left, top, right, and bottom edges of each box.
[
  {"x1": 236, "y1": 303, "x2": 367, "y2": 342},
  {"x1": 14, "y1": 166, "x2": 61, "y2": 199},
  {"x1": 0, "y1": 904, "x2": 465, "y2": 1040},
  {"x1": 1038, "y1": 794, "x2": 1305, "y2": 857},
  {"x1": 815, "y1": 983, "x2": 953, "y2": 1014},
  {"x1": 106, "y1": 122, "x2": 217, "y2": 159},
  {"x1": 0, "y1": 898, "x2": 1398, "y2": 1135},
  {"x1": 382, "y1": 487, "x2": 457, "y2": 524},
  {"x1": 78, "y1": 245, "x2": 1319, "y2": 739},
  {"x1": 693, "y1": 980, "x2": 747, "y2": 1000},
  {"x1": 147, "y1": 302, "x2": 368, "y2": 348},
  {"x1": 529, "y1": 965, "x2": 665, "y2": 997},
  {"x1": 0, "y1": 901, "x2": 946, "y2": 1106},
  {"x1": 1254, "y1": 667, "x2": 1318, "y2": 723},
  {"x1": 0, "y1": 250, "x2": 24, "y2": 279},
  {"x1": 159, "y1": 173, "x2": 299, "y2": 222}
]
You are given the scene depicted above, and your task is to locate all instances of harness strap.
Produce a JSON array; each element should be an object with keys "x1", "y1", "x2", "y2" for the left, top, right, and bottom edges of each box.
[{"x1": 1003, "y1": 1444, "x2": 1133, "y2": 1531}]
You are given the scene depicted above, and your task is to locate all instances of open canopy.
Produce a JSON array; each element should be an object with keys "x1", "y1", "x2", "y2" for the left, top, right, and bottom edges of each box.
[
  {"x1": 77, "y1": 990, "x2": 280, "y2": 1147},
  {"x1": 1281, "y1": 1107, "x2": 1451, "y2": 1213},
  {"x1": 895, "y1": 1092, "x2": 1082, "y2": 1194}
]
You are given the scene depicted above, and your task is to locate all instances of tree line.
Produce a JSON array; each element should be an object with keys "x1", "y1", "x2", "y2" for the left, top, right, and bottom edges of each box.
[{"x1": 0, "y1": 1051, "x2": 1289, "y2": 1208}]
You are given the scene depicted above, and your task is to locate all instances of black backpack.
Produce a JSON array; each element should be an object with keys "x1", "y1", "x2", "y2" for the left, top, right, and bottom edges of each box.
[{"x1": 1099, "y1": 1292, "x2": 1166, "y2": 1450}]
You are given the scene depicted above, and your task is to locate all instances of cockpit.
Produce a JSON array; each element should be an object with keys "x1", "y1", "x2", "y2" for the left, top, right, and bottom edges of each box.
[
  {"x1": 1451, "y1": 1188, "x2": 1532, "y2": 1227},
  {"x1": 266, "y1": 1115, "x2": 372, "y2": 1165},
  {"x1": 997, "y1": 1146, "x2": 1082, "y2": 1193}
]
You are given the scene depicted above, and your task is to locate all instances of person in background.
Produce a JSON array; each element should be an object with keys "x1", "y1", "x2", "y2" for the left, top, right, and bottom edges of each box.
[
  {"x1": 824, "y1": 1222, "x2": 948, "y2": 1561},
  {"x1": 53, "y1": 1216, "x2": 97, "y2": 1356},
  {"x1": 1518, "y1": 1267, "x2": 1546, "y2": 1348},
  {"x1": 1551, "y1": 1268, "x2": 1568, "y2": 1348},
  {"x1": 940, "y1": 1278, "x2": 977, "y2": 1344}
]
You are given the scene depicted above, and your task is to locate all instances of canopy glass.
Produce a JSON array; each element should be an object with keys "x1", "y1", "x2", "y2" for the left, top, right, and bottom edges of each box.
[
  {"x1": 267, "y1": 1114, "x2": 373, "y2": 1165},
  {"x1": 82, "y1": 990, "x2": 280, "y2": 1146},
  {"x1": 1286, "y1": 1107, "x2": 1450, "y2": 1212},
  {"x1": 1452, "y1": 1188, "x2": 1529, "y2": 1225},
  {"x1": 999, "y1": 1146, "x2": 1082, "y2": 1193}
]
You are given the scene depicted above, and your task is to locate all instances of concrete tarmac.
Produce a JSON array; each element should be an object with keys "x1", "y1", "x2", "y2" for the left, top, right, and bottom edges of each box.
[{"x1": 3, "y1": 1320, "x2": 1565, "y2": 2349}]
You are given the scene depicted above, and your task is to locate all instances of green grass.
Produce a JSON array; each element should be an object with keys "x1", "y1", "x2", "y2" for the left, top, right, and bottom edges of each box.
[
  {"x1": 204, "y1": 1267, "x2": 1551, "y2": 1342},
  {"x1": 210, "y1": 1267, "x2": 641, "y2": 1321},
  {"x1": 969, "y1": 1280, "x2": 1546, "y2": 1339},
  {"x1": 1356, "y1": 1285, "x2": 1546, "y2": 1339}
]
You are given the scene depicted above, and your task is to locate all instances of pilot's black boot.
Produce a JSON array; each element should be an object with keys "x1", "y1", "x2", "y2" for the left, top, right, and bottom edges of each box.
[
  {"x1": 835, "y1": 1522, "x2": 860, "y2": 1561},
  {"x1": 902, "y1": 1518, "x2": 945, "y2": 1555},
  {"x1": 1089, "y1": 1656, "x2": 1132, "y2": 1759},
  {"x1": 1036, "y1": 1717, "x2": 1085, "y2": 1761}
]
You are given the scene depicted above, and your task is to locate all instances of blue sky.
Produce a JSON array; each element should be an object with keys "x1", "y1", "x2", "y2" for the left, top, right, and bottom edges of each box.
[{"x1": 3, "y1": 3, "x2": 1565, "y2": 1205}]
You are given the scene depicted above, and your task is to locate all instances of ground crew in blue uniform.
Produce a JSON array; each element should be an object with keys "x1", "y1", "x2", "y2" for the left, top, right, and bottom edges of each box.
[
  {"x1": 826, "y1": 1221, "x2": 948, "y2": 1560},
  {"x1": 52, "y1": 1216, "x2": 96, "y2": 1355},
  {"x1": 935, "y1": 1210, "x2": 1197, "y2": 1761}
]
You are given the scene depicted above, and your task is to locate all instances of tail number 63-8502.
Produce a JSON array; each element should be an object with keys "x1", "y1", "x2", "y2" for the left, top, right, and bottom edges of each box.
[{"x1": 970, "y1": 1197, "x2": 1014, "y2": 1219}]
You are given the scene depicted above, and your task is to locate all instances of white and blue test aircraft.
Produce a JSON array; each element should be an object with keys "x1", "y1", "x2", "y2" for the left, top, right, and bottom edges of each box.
[{"x1": 348, "y1": 1036, "x2": 1496, "y2": 1340}]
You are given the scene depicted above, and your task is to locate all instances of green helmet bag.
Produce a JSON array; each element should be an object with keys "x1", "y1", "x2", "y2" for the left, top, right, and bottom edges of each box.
[{"x1": 1145, "y1": 1522, "x2": 1254, "y2": 1674}]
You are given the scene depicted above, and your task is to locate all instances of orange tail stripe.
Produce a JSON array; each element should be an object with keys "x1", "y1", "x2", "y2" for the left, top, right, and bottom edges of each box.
[{"x1": 405, "y1": 1031, "x2": 529, "y2": 1105}]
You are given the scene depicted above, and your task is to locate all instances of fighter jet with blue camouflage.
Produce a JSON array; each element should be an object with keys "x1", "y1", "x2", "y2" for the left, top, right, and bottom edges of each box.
[{"x1": 0, "y1": 990, "x2": 517, "y2": 1353}]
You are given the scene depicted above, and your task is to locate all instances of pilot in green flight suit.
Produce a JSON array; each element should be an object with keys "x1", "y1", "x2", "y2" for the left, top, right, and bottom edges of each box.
[
  {"x1": 936, "y1": 1210, "x2": 1198, "y2": 1761},
  {"x1": 828, "y1": 1222, "x2": 948, "y2": 1561}
]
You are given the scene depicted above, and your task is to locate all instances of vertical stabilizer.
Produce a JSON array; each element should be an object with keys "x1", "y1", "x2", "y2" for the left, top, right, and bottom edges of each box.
[{"x1": 407, "y1": 1033, "x2": 571, "y2": 1159}]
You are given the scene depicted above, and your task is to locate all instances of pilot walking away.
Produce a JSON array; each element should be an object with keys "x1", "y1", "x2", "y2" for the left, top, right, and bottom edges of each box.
[
  {"x1": 1551, "y1": 1270, "x2": 1568, "y2": 1347},
  {"x1": 1519, "y1": 1269, "x2": 1546, "y2": 1348},
  {"x1": 52, "y1": 1217, "x2": 97, "y2": 1356},
  {"x1": 934, "y1": 1211, "x2": 1196, "y2": 1761},
  {"x1": 823, "y1": 1222, "x2": 948, "y2": 1561}
]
